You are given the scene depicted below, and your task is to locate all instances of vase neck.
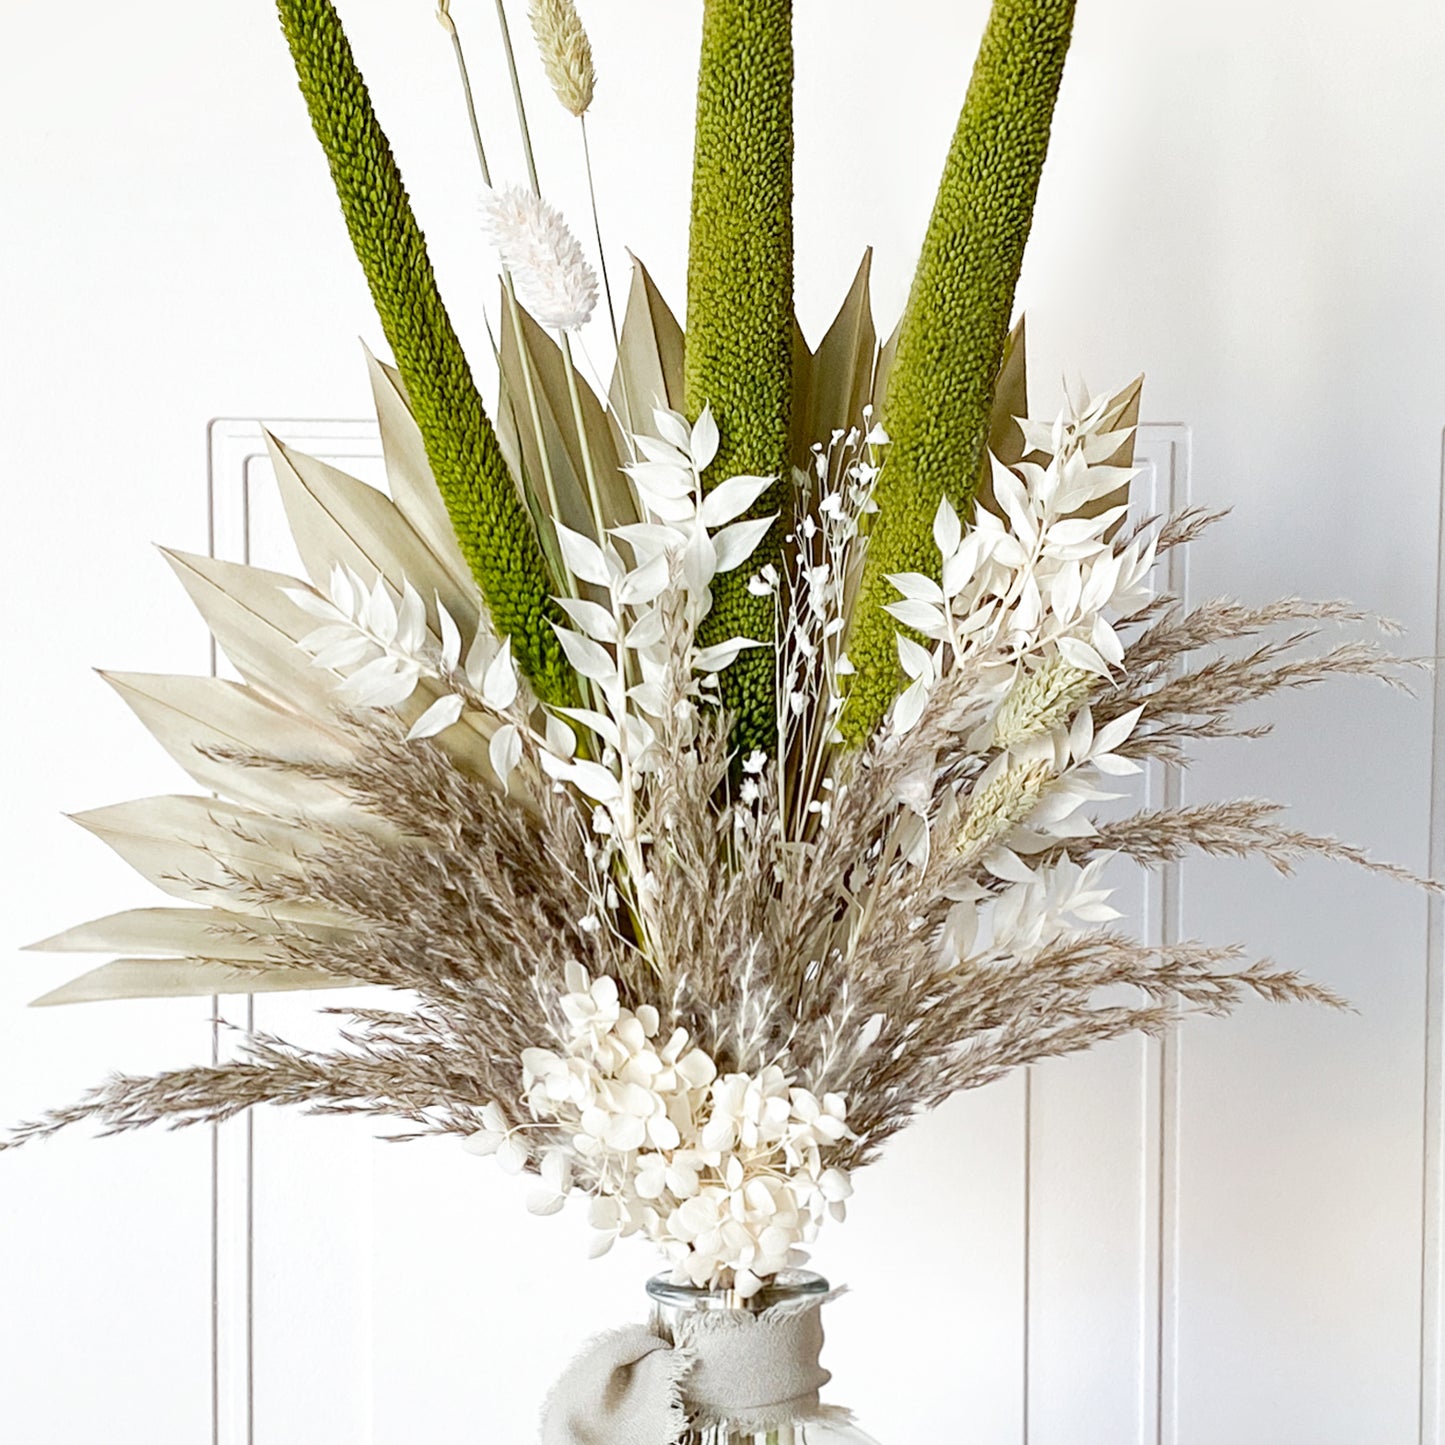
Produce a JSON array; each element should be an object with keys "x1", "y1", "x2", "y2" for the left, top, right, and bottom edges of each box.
[{"x1": 645, "y1": 1270, "x2": 830, "y2": 1337}]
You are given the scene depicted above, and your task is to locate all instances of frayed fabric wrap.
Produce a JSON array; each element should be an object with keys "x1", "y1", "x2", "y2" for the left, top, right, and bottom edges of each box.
[
  {"x1": 540, "y1": 1326, "x2": 689, "y2": 1445},
  {"x1": 541, "y1": 1296, "x2": 837, "y2": 1444}
]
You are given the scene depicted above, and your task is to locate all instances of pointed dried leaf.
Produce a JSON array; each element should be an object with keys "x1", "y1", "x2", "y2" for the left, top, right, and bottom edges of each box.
[
  {"x1": 406, "y1": 693, "x2": 465, "y2": 740},
  {"x1": 31, "y1": 958, "x2": 354, "y2": 1007}
]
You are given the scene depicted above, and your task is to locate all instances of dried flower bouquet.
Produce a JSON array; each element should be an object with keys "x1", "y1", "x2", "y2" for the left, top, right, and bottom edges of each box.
[{"x1": 5, "y1": 0, "x2": 1429, "y2": 1313}]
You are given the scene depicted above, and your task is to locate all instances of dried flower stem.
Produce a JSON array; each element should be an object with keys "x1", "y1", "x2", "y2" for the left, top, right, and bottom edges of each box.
[
  {"x1": 438, "y1": 1, "x2": 570, "y2": 588},
  {"x1": 494, "y1": 0, "x2": 542, "y2": 192},
  {"x1": 487, "y1": 0, "x2": 606, "y2": 540},
  {"x1": 581, "y1": 116, "x2": 622, "y2": 351}
]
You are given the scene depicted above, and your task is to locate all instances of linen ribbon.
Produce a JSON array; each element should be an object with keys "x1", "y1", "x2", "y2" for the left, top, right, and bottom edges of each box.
[{"x1": 540, "y1": 1294, "x2": 838, "y2": 1445}]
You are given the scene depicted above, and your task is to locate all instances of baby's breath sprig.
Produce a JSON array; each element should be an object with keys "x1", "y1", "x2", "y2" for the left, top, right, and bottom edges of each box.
[{"x1": 766, "y1": 413, "x2": 884, "y2": 844}]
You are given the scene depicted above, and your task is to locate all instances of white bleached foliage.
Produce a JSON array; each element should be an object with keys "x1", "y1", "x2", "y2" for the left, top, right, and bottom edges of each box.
[
  {"x1": 286, "y1": 566, "x2": 521, "y2": 741},
  {"x1": 885, "y1": 387, "x2": 1154, "y2": 732},
  {"x1": 464, "y1": 964, "x2": 852, "y2": 1298}
]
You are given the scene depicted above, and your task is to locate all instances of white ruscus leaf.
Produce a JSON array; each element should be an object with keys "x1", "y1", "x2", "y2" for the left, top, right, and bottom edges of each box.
[
  {"x1": 712, "y1": 516, "x2": 776, "y2": 573},
  {"x1": 693, "y1": 638, "x2": 764, "y2": 674},
  {"x1": 438, "y1": 598, "x2": 463, "y2": 672},
  {"x1": 482, "y1": 637, "x2": 519, "y2": 710},
  {"x1": 489, "y1": 723, "x2": 523, "y2": 792},
  {"x1": 552, "y1": 626, "x2": 617, "y2": 685},
  {"x1": 406, "y1": 694, "x2": 465, "y2": 741},
  {"x1": 699, "y1": 474, "x2": 775, "y2": 530},
  {"x1": 555, "y1": 522, "x2": 614, "y2": 588}
]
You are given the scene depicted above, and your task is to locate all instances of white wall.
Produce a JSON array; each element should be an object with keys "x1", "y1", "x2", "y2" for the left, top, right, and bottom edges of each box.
[{"x1": 3, "y1": 2, "x2": 1445, "y2": 1441}]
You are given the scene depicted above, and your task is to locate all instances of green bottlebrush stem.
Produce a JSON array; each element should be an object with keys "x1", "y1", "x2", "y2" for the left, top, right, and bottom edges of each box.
[
  {"x1": 686, "y1": 0, "x2": 795, "y2": 757},
  {"x1": 841, "y1": 0, "x2": 1076, "y2": 744},
  {"x1": 275, "y1": 0, "x2": 575, "y2": 707}
]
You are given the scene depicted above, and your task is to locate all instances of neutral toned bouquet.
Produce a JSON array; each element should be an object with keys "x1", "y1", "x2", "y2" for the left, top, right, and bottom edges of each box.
[{"x1": 5, "y1": 0, "x2": 1431, "y2": 1436}]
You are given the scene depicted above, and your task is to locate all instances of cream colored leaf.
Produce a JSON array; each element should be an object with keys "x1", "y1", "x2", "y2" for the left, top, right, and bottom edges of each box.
[
  {"x1": 1072, "y1": 374, "x2": 1143, "y2": 523},
  {"x1": 265, "y1": 431, "x2": 477, "y2": 647},
  {"x1": 498, "y1": 292, "x2": 634, "y2": 538},
  {"x1": 68, "y1": 794, "x2": 334, "y2": 916},
  {"x1": 26, "y1": 906, "x2": 355, "y2": 959},
  {"x1": 363, "y1": 345, "x2": 476, "y2": 598},
  {"x1": 608, "y1": 256, "x2": 686, "y2": 446},
  {"x1": 30, "y1": 958, "x2": 356, "y2": 1008},
  {"x1": 792, "y1": 249, "x2": 879, "y2": 468},
  {"x1": 100, "y1": 671, "x2": 365, "y2": 821},
  {"x1": 162, "y1": 549, "x2": 356, "y2": 716},
  {"x1": 161, "y1": 551, "x2": 495, "y2": 785}
]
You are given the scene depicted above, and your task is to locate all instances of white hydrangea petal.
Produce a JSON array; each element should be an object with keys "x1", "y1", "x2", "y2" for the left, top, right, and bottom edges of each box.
[{"x1": 496, "y1": 1137, "x2": 530, "y2": 1175}]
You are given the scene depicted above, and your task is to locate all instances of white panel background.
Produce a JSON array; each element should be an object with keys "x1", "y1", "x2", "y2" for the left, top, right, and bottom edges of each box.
[{"x1": 3, "y1": 2, "x2": 1445, "y2": 1442}]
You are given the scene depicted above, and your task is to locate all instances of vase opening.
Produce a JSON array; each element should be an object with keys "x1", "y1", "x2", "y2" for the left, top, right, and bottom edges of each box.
[{"x1": 647, "y1": 1269, "x2": 831, "y2": 1326}]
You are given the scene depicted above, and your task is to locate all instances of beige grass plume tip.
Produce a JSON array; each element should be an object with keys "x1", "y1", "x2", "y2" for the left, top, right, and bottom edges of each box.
[{"x1": 529, "y1": 0, "x2": 595, "y2": 116}]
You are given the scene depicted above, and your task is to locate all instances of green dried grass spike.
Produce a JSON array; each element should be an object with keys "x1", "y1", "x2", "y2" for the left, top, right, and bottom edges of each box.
[
  {"x1": 685, "y1": 0, "x2": 795, "y2": 757},
  {"x1": 275, "y1": 0, "x2": 575, "y2": 706},
  {"x1": 842, "y1": 0, "x2": 1076, "y2": 744}
]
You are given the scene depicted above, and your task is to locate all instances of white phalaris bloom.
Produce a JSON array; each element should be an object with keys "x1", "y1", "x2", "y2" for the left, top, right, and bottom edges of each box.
[
  {"x1": 528, "y1": 0, "x2": 595, "y2": 117},
  {"x1": 464, "y1": 963, "x2": 854, "y2": 1298},
  {"x1": 483, "y1": 184, "x2": 598, "y2": 331}
]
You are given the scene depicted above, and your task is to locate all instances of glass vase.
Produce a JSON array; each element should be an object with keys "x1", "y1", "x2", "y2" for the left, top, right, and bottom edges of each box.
[{"x1": 646, "y1": 1271, "x2": 880, "y2": 1445}]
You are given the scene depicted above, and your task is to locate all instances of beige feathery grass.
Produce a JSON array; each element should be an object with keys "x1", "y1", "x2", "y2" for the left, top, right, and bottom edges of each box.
[
  {"x1": 529, "y1": 0, "x2": 595, "y2": 116},
  {"x1": 2, "y1": 511, "x2": 1432, "y2": 1168}
]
